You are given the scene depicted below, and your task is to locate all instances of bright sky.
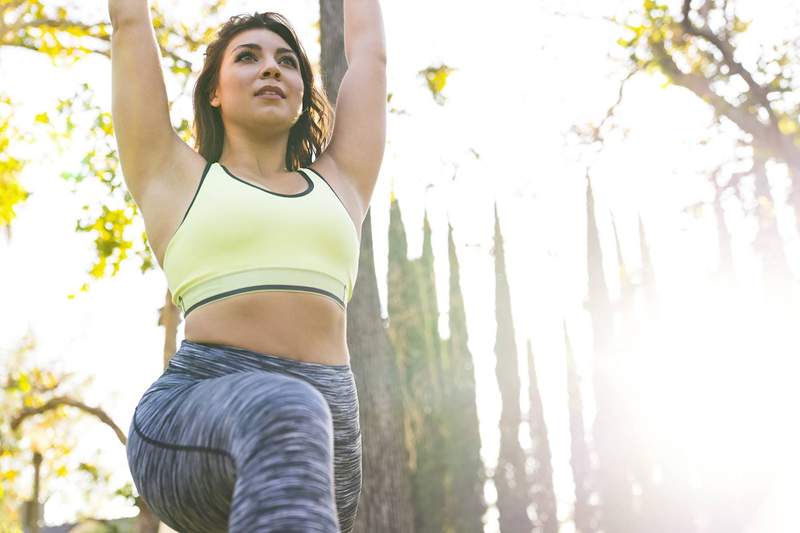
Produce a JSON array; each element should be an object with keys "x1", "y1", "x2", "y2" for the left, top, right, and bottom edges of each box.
[{"x1": 1, "y1": 0, "x2": 799, "y2": 531}]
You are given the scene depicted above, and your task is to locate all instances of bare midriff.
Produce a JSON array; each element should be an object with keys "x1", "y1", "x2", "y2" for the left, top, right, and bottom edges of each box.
[{"x1": 182, "y1": 290, "x2": 350, "y2": 367}]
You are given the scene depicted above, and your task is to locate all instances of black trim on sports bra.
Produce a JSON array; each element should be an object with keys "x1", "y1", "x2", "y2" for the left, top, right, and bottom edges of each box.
[
  {"x1": 219, "y1": 162, "x2": 314, "y2": 197},
  {"x1": 300, "y1": 167, "x2": 361, "y2": 240},
  {"x1": 184, "y1": 285, "x2": 346, "y2": 316}
]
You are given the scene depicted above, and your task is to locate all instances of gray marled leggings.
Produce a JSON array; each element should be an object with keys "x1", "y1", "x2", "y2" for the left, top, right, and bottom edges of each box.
[{"x1": 125, "y1": 339, "x2": 362, "y2": 533}]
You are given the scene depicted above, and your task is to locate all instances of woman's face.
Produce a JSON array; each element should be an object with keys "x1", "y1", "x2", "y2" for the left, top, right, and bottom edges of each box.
[{"x1": 211, "y1": 28, "x2": 305, "y2": 132}]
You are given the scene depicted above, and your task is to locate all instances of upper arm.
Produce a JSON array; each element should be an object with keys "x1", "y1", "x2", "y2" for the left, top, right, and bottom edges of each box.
[
  {"x1": 110, "y1": 19, "x2": 179, "y2": 199},
  {"x1": 324, "y1": 56, "x2": 387, "y2": 211}
]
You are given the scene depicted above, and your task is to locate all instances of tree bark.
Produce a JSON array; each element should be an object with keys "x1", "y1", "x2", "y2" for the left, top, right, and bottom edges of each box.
[{"x1": 320, "y1": 1, "x2": 416, "y2": 531}]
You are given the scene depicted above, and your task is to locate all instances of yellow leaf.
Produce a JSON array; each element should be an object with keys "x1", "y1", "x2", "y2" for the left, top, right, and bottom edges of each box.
[
  {"x1": 778, "y1": 116, "x2": 798, "y2": 135},
  {"x1": 19, "y1": 373, "x2": 30, "y2": 393},
  {"x1": 733, "y1": 17, "x2": 751, "y2": 33}
]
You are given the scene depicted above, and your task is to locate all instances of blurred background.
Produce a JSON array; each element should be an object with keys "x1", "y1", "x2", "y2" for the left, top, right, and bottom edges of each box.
[{"x1": 1, "y1": 0, "x2": 798, "y2": 532}]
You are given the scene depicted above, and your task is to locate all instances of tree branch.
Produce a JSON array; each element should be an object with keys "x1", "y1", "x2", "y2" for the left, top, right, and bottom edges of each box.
[
  {"x1": 680, "y1": 0, "x2": 775, "y2": 123},
  {"x1": 10, "y1": 395, "x2": 128, "y2": 446},
  {"x1": 651, "y1": 39, "x2": 774, "y2": 145}
]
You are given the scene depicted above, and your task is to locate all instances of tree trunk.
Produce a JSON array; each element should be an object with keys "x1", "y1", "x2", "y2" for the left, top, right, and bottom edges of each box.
[{"x1": 320, "y1": 1, "x2": 416, "y2": 531}]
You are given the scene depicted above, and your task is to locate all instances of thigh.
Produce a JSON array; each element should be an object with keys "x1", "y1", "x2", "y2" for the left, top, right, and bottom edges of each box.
[
  {"x1": 126, "y1": 369, "x2": 329, "y2": 533},
  {"x1": 308, "y1": 371, "x2": 363, "y2": 533}
]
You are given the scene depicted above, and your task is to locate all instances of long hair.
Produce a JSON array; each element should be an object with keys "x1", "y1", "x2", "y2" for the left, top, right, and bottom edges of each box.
[{"x1": 192, "y1": 12, "x2": 334, "y2": 169}]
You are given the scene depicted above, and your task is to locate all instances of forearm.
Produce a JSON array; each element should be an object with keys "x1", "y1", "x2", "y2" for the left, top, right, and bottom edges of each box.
[
  {"x1": 108, "y1": 0, "x2": 151, "y2": 30},
  {"x1": 344, "y1": 0, "x2": 387, "y2": 64}
]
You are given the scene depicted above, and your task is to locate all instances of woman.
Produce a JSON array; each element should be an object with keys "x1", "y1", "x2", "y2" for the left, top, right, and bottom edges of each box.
[{"x1": 109, "y1": 1, "x2": 386, "y2": 531}]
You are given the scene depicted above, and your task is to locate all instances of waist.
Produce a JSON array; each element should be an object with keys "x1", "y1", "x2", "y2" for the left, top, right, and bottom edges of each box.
[{"x1": 183, "y1": 291, "x2": 349, "y2": 366}]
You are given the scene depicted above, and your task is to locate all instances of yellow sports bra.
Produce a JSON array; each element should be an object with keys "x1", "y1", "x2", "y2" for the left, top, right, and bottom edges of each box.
[{"x1": 159, "y1": 161, "x2": 360, "y2": 317}]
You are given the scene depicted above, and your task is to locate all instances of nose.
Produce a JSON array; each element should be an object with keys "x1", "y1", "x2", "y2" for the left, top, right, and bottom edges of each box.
[{"x1": 260, "y1": 57, "x2": 281, "y2": 79}]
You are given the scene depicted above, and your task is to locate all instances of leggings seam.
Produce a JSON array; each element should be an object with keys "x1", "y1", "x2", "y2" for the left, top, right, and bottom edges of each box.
[{"x1": 132, "y1": 406, "x2": 237, "y2": 469}]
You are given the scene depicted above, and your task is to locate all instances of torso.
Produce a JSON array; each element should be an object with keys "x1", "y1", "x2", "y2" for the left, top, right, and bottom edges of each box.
[{"x1": 136, "y1": 147, "x2": 363, "y2": 367}]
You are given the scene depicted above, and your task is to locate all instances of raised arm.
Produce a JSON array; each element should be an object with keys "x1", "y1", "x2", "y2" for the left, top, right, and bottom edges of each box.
[
  {"x1": 109, "y1": 0, "x2": 181, "y2": 200},
  {"x1": 324, "y1": 0, "x2": 387, "y2": 215},
  {"x1": 108, "y1": 0, "x2": 150, "y2": 29}
]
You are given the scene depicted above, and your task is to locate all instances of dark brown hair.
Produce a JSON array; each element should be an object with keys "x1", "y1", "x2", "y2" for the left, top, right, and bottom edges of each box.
[{"x1": 192, "y1": 12, "x2": 334, "y2": 169}]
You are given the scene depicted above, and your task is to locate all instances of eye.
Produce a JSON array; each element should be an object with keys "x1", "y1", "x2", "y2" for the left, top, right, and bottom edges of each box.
[{"x1": 236, "y1": 51, "x2": 297, "y2": 68}]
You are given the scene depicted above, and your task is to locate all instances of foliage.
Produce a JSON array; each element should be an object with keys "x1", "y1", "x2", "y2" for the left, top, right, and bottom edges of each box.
[
  {"x1": 0, "y1": 332, "x2": 135, "y2": 529},
  {"x1": 615, "y1": 0, "x2": 800, "y2": 146},
  {"x1": 0, "y1": 95, "x2": 33, "y2": 233},
  {"x1": 0, "y1": 0, "x2": 227, "y2": 292}
]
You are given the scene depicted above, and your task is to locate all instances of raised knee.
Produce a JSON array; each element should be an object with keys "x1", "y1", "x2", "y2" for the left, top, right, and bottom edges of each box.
[
  {"x1": 277, "y1": 377, "x2": 330, "y2": 418},
  {"x1": 247, "y1": 373, "x2": 332, "y2": 428}
]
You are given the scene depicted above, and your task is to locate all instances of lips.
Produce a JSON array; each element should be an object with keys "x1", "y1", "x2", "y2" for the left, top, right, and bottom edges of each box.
[{"x1": 255, "y1": 85, "x2": 285, "y2": 98}]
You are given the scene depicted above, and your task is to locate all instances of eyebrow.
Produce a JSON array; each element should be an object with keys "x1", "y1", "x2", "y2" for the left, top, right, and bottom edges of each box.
[{"x1": 231, "y1": 43, "x2": 297, "y2": 58}]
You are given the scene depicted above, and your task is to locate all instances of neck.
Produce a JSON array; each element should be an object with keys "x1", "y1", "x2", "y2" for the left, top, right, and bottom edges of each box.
[{"x1": 218, "y1": 127, "x2": 291, "y2": 178}]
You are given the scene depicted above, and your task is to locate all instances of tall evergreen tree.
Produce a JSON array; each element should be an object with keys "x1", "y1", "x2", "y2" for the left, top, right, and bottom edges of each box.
[
  {"x1": 525, "y1": 339, "x2": 558, "y2": 533},
  {"x1": 609, "y1": 214, "x2": 644, "y2": 513},
  {"x1": 585, "y1": 175, "x2": 633, "y2": 533},
  {"x1": 386, "y1": 194, "x2": 446, "y2": 532},
  {"x1": 439, "y1": 220, "x2": 488, "y2": 531},
  {"x1": 418, "y1": 212, "x2": 443, "y2": 385},
  {"x1": 491, "y1": 202, "x2": 534, "y2": 532},
  {"x1": 409, "y1": 210, "x2": 450, "y2": 532},
  {"x1": 630, "y1": 214, "x2": 699, "y2": 533},
  {"x1": 564, "y1": 322, "x2": 596, "y2": 533},
  {"x1": 611, "y1": 214, "x2": 653, "y2": 533},
  {"x1": 440, "y1": 220, "x2": 487, "y2": 533},
  {"x1": 637, "y1": 214, "x2": 659, "y2": 317},
  {"x1": 610, "y1": 213, "x2": 636, "y2": 352}
]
